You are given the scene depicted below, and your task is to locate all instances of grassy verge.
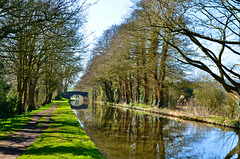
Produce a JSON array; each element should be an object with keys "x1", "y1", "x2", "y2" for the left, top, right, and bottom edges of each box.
[
  {"x1": 0, "y1": 100, "x2": 60, "y2": 138},
  {"x1": 112, "y1": 102, "x2": 240, "y2": 129},
  {"x1": 19, "y1": 100, "x2": 104, "y2": 159}
]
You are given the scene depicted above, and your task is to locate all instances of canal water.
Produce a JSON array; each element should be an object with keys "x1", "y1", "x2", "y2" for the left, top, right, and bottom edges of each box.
[{"x1": 69, "y1": 99, "x2": 240, "y2": 159}]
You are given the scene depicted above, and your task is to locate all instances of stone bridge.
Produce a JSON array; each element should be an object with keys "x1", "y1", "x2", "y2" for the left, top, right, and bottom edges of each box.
[{"x1": 62, "y1": 91, "x2": 88, "y2": 99}]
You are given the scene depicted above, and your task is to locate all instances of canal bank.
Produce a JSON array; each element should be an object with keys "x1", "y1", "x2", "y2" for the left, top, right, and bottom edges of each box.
[
  {"x1": 17, "y1": 100, "x2": 104, "y2": 159},
  {"x1": 108, "y1": 102, "x2": 240, "y2": 129}
]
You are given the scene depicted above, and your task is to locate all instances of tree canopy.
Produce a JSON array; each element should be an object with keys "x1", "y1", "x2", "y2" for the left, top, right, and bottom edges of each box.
[
  {"x1": 0, "y1": 0, "x2": 90, "y2": 116},
  {"x1": 79, "y1": 0, "x2": 240, "y2": 107}
]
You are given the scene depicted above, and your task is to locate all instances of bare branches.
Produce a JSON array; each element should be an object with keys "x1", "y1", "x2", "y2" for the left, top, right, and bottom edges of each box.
[{"x1": 0, "y1": 0, "x2": 89, "y2": 109}]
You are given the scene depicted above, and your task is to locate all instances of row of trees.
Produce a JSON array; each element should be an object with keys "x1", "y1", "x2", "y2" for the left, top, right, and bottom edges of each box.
[
  {"x1": 0, "y1": 0, "x2": 90, "y2": 118},
  {"x1": 78, "y1": 0, "x2": 240, "y2": 110}
]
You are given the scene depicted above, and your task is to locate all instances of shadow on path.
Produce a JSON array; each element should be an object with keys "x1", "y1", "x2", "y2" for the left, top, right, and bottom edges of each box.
[{"x1": 0, "y1": 104, "x2": 59, "y2": 159}]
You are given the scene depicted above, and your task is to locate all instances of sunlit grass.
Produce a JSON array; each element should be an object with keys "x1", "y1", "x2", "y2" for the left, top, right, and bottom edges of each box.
[
  {"x1": 0, "y1": 101, "x2": 60, "y2": 138},
  {"x1": 19, "y1": 100, "x2": 104, "y2": 159}
]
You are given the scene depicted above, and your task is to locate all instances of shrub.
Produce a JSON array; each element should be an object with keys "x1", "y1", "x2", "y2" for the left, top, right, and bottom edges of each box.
[
  {"x1": 165, "y1": 80, "x2": 195, "y2": 109},
  {"x1": 0, "y1": 93, "x2": 22, "y2": 118},
  {"x1": 190, "y1": 81, "x2": 240, "y2": 118},
  {"x1": 193, "y1": 82, "x2": 225, "y2": 114},
  {"x1": 222, "y1": 93, "x2": 238, "y2": 119}
]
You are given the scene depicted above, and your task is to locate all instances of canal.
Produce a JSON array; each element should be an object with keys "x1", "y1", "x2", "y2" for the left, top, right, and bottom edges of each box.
[{"x1": 69, "y1": 99, "x2": 240, "y2": 159}]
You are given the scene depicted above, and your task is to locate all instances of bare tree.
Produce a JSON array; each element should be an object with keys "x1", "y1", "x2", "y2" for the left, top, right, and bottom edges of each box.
[{"x1": 147, "y1": 0, "x2": 240, "y2": 95}]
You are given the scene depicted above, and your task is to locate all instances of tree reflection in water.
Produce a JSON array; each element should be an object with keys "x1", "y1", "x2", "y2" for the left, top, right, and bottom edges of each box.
[
  {"x1": 73, "y1": 103, "x2": 240, "y2": 159},
  {"x1": 218, "y1": 130, "x2": 239, "y2": 159},
  {"x1": 69, "y1": 95, "x2": 88, "y2": 109}
]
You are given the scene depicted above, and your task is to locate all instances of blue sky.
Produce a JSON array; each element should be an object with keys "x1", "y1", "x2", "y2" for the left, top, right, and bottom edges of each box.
[
  {"x1": 86, "y1": 0, "x2": 132, "y2": 41},
  {"x1": 77, "y1": 0, "x2": 132, "y2": 79},
  {"x1": 80, "y1": 0, "x2": 132, "y2": 65}
]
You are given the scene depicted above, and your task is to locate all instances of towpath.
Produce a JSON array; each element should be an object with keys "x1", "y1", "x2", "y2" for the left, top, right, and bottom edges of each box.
[{"x1": 0, "y1": 103, "x2": 59, "y2": 159}]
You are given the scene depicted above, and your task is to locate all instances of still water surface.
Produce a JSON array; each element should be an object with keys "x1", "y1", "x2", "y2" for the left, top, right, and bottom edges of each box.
[{"x1": 70, "y1": 99, "x2": 240, "y2": 159}]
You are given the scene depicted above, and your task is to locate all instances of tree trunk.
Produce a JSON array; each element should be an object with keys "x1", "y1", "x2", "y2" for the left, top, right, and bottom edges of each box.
[
  {"x1": 158, "y1": 39, "x2": 169, "y2": 108},
  {"x1": 143, "y1": 73, "x2": 149, "y2": 104},
  {"x1": 27, "y1": 78, "x2": 38, "y2": 111},
  {"x1": 22, "y1": 78, "x2": 28, "y2": 111},
  {"x1": 150, "y1": 28, "x2": 160, "y2": 106},
  {"x1": 129, "y1": 74, "x2": 133, "y2": 103},
  {"x1": 35, "y1": 89, "x2": 39, "y2": 106},
  {"x1": 47, "y1": 92, "x2": 53, "y2": 104},
  {"x1": 135, "y1": 75, "x2": 140, "y2": 103},
  {"x1": 123, "y1": 81, "x2": 127, "y2": 103},
  {"x1": 103, "y1": 81, "x2": 114, "y2": 102},
  {"x1": 17, "y1": 77, "x2": 24, "y2": 114},
  {"x1": 43, "y1": 85, "x2": 50, "y2": 105},
  {"x1": 124, "y1": 81, "x2": 130, "y2": 104},
  {"x1": 118, "y1": 80, "x2": 123, "y2": 103}
]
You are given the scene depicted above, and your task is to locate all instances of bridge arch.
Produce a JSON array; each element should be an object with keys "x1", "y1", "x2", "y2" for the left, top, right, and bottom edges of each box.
[{"x1": 62, "y1": 91, "x2": 88, "y2": 99}]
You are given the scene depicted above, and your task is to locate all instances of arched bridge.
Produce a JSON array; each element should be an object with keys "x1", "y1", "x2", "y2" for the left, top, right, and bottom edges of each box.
[{"x1": 62, "y1": 91, "x2": 88, "y2": 99}]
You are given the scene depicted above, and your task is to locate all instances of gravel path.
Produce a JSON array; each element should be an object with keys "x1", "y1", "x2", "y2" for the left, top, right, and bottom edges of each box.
[{"x1": 0, "y1": 104, "x2": 58, "y2": 159}]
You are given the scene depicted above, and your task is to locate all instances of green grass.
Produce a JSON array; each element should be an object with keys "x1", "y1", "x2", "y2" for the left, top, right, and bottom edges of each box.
[
  {"x1": 206, "y1": 116, "x2": 226, "y2": 123},
  {"x1": 205, "y1": 116, "x2": 240, "y2": 127},
  {"x1": 19, "y1": 100, "x2": 104, "y2": 159},
  {"x1": 0, "y1": 101, "x2": 59, "y2": 138}
]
